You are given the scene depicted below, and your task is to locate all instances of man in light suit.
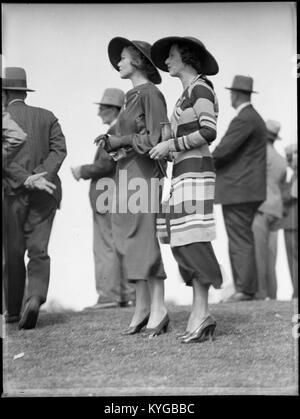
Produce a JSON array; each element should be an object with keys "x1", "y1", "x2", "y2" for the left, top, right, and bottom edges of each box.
[
  {"x1": 3, "y1": 67, "x2": 67, "y2": 329},
  {"x1": 282, "y1": 143, "x2": 298, "y2": 299},
  {"x1": 71, "y1": 88, "x2": 135, "y2": 308},
  {"x1": 213, "y1": 75, "x2": 267, "y2": 302},
  {"x1": 252, "y1": 120, "x2": 287, "y2": 300}
]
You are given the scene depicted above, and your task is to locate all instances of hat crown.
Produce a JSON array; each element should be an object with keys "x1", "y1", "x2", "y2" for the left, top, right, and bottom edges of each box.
[
  {"x1": 266, "y1": 119, "x2": 281, "y2": 136},
  {"x1": 131, "y1": 40, "x2": 152, "y2": 56},
  {"x1": 4, "y1": 67, "x2": 27, "y2": 80},
  {"x1": 2, "y1": 66, "x2": 34, "y2": 91},
  {"x1": 230, "y1": 75, "x2": 254, "y2": 92},
  {"x1": 99, "y1": 88, "x2": 125, "y2": 108}
]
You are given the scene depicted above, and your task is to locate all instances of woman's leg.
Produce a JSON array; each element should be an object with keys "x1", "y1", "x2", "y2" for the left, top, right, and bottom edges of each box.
[
  {"x1": 147, "y1": 278, "x2": 167, "y2": 328},
  {"x1": 186, "y1": 280, "x2": 209, "y2": 332},
  {"x1": 128, "y1": 280, "x2": 151, "y2": 327}
]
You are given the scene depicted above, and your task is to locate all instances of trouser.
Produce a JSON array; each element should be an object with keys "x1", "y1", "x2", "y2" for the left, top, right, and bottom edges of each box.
[
  {"x1": 284, "y1": 229, "x2": 298, "y2": 298},
  {"x1": 93, "y1": 211, "x2": 134, "y2": 303},
  {"x1": 4, "y1": 191, "x2": 57, "y2": 316},
  {"x1": 222, "y1": 201, "x2": 261, "y2": 296},
  {"x1": 252, "y1": 212, "x2": 279, "y2": 299}
]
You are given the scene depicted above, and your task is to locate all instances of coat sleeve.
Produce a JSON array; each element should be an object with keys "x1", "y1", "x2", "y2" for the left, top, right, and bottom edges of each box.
[
  {"x1": 212, "y1": 115, "x2": 253, "y2": 168},
  {"x1": 168, "y1": 83, "x2": 217, "y2": 152},
  {"x1": 32, "y1": 112, "x2": 67, "y2": 180},
  {"x1": 118, "y1": 88, "x2": 168, "y2": 155},
  {"x1": 80, "y1": 148, "x2": 116, "y2": 180},
  {"x1": 2, "y1": 111, "x2": 27, "y2": 167}
]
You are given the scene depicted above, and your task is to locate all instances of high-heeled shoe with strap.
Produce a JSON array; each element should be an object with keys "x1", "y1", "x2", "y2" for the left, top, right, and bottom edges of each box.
[
  {"x1": 181, "y1": 315, "x2": 216, "y2": 344},
  {"x1": 122, "y1": 314, "x2": 150, "y2": 335},
  {"x1": 145, "y1": 313, "x2": 169, "y2": 338}
]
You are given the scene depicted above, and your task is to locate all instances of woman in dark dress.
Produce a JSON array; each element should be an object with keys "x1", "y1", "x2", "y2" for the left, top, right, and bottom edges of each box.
[
  {"x1": 105, "y1": 37, "x2": 169, "y2": 336},
  {"x1": 150, "y1": 37, "x2": 223, "y2": 343}
]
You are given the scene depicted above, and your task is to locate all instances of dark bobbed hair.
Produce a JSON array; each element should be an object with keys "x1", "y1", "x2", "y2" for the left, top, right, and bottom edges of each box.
[
  {"x1": 175, "y1": 41, "x2": 214, "y2": 89},
  {"x1": 126, "y1": 45, "x2": 158, "y2": 83}
]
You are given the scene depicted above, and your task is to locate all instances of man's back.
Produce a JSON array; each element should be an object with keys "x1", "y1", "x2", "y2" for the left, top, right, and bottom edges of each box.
[
  {"x1": 259, "y1": 143, "x2": 287, "y2": 218},
  {"x1": 214, "y1": 104, "x2": 267, "y2": 205},
  {"x1": 5, "y1": 101, "x2": 67, "y2": 203}
]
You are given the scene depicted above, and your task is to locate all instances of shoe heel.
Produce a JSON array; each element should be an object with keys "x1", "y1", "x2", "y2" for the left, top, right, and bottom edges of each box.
[{"x1": 207, "y1": 324, "x2": 216, "y2": 342}]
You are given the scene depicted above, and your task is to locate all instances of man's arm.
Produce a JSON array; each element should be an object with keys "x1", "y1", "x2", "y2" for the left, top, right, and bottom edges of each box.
[
  {"x1": 212, "y1": 116, "x2": 253, "y2": 168},
  {"x1": 32, "y1": 114, "x2": 67, "y2": 179},
  {"x1": 72, "y1": 148, "x2": 116, "y2": 181},
  {"x1": 2, "y1": 110, "x2": 27, "y2": 167}
]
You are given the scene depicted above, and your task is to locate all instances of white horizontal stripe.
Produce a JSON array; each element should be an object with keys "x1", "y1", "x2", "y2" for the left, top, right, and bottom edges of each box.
[
  {"x1": 170, "y1": 213, "x2": 215, "y2": 225},
  {"x1": 171, "y1": 219, "x2": 215, "y2": 231}
]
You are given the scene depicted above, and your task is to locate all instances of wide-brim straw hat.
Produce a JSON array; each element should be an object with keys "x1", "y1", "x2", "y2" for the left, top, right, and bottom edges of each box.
[
  {"x1": 108, "y1": 37, "x2": 161, "y2": 84},
  {"x1": 225, "y1": 75, "x2": 258, "y2": 93},
  {"x1": 150, "y1": 36, "x2": 219, "y2": 76},
  {"x1": 2, "y1": 67, "x2": 35, "y2": 91}
]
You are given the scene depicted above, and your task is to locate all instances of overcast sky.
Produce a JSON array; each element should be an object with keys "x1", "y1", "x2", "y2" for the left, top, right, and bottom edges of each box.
[{"x1": 2, "y1": 3, "x2": 297, "y2": 310}]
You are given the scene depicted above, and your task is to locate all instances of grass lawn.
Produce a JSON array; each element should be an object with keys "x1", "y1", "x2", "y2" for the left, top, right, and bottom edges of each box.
[{"x1": 2, "y1": 300, "x2": 298, "y2": 396}]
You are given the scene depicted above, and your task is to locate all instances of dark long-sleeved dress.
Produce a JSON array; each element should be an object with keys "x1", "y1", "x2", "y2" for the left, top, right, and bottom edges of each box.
[{"x1": 111, "y1": 82, "x2": 168, "y2": 282}]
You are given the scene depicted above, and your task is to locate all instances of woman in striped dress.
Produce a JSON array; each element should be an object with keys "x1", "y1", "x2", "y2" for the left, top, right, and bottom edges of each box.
[{"x1": 150, "y1": 37, "x2": 223, "y2": 343}]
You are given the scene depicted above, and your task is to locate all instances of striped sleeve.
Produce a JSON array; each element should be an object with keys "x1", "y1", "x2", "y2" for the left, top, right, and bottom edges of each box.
[{"x1": 170, "y1": 82, "x2": 217, "y2": 151}]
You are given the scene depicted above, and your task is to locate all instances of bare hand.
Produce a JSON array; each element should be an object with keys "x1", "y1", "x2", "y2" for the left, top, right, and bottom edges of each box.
[
  {"x1": 24, "y1": 172, "x2": 48, "y2": 190},
  {"x1": 71, "y1": 166, "x2": 82, "y2": 181},
  {"x1": 149, "y1": 142, "x2": 171, "y2": 160}
]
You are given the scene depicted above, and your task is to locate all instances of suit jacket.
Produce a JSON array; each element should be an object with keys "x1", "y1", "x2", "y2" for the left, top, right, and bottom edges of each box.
[
  {"x1": 3, "y1": 101, "x2": 67, "y2": 205},
  {"x1": 213, "y1": 104, "x2": 267, "y2": 205},
  {"x1": 258, "y1": 142, "x2": 287, "y2": 218},
  {"x1": 80, "y1": 124, "x2": 116, "y2": 213},
  {"x1": 281, "y1": 171, "x2": 298, "y2": 230},
  {"x1": 2, "y1": 109, "x2": 27, "y2": 167}
]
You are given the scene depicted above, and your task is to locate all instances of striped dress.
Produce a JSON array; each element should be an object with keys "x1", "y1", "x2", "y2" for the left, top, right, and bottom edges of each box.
[{"x1": 157, "y1": 75, "x2": 218, "y2": 247}]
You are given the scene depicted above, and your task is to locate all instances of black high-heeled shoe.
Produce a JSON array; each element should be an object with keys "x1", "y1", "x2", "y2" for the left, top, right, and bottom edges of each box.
[
  {"x1": 146, "y1": 313, "x2": 169, "y2": 338},
  {"x1": 181, "y1": 315, "x2": 216, "y2": 344},
  {"x1": 122, "y1": 314, "x2": 150, "y2": 335}
]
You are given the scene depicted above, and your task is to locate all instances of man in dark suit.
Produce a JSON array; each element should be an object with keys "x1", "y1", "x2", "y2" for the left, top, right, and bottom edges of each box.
[
  {"x1": 213, "y1": 75, "x2": 267, "y2": 302},
  {"x1": 3, "y1": 67, "x2": 67, "y2": 329},
  {"x1": 71, "y1": 88, "x2": 135, "y2": 308}
]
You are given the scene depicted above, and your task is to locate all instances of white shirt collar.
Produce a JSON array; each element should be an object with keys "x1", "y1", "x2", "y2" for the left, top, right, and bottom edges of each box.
[
  {"x1": 236, "y1": 101, "x2": 251, "y2": 115},
  {"x1": 109, "y1": 118, "x2": 117, "y2": 128},
  {"x1": 8, "y1": 99, "x2": 25, "y2": 106}
]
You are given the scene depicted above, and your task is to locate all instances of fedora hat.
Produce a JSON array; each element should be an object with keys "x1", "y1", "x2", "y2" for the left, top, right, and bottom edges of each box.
[
  {"x1": 265, "y1": 119, "x2": 281, "y2": 140},
  {"x1": 150, "y1": 36, "x2": 219, "y2": 76},
  {"x1": 94, "y1": 87, "x2": 125, "y2": 108},
  {"x1": 2, "y1": 67, "x2": 35, "y2": 91},
  {"x1": 225, "y1": 75, "x2": 257, "y2": 93},
  {"x1": 108, "y1": 37, "x2": 161, "y2": 84}
]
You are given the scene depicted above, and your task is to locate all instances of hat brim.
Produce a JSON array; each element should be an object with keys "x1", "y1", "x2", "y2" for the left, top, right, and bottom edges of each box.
[
  {"x1": 108, "y1": 37, "x2": 161, "y2": 84},
  {"x1": 225, "y1": 87, "x2": 258, "y2": 94},
  {"x1": 93, "y1": 102, "x2": 121, "y2": 107},
  {"x1": 2, "y1": 86, "x2": 35, "y2": 92},
  {"x1": 151, "y1": 36, "x2": 219, "y2": 76},
  {"x1": 267, "y1": 131, "x2": 281, "y2": 140}
]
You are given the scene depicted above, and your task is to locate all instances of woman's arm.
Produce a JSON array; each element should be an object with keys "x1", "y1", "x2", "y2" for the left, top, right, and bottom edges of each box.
[
  {"x1": 167, "y1": 82, "x2": 217, "y2": 152},
  {"x1": 107, "y1": 87, "x2": 168, "y2": 155}
]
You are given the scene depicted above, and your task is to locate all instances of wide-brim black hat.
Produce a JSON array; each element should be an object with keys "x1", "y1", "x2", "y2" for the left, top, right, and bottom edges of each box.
[
  {"x1": 151, "y1": 36, "x2": 219, "y2": 76},
  {"x1": 108, "y1": 37, "x2": 162, "y2": 85}
]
